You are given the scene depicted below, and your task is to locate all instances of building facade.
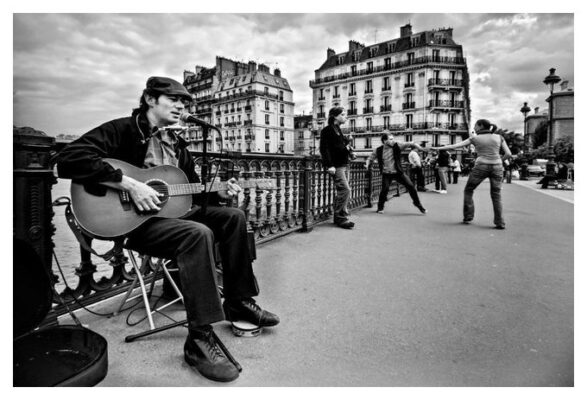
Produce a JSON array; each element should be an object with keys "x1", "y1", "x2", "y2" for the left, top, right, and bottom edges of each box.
[
  {"x1": 183, "y1": 57, "x2": 295, "y2": 154},
  {"x1": 294, "y1": 114, "x2": 315, "y2": 156},
  {"x1": 309, "y1": 24, "x2": 471, "y2": 160},
  {"x1": 524, "y1": 106, "x2": 548, "y2": 150},
  {"x1": 548, "y1": 80, "x2": 574, "y2": 142}
]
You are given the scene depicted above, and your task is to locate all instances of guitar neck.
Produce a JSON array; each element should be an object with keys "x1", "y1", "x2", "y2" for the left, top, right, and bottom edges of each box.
[{"x1": 166, "y1": 180, "x2": 265, "y2": 196}]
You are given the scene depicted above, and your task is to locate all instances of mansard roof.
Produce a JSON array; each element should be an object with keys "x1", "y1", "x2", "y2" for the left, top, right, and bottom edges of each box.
[
  {"x1": 317, "y1": 29, "x2": 461, "y2": 72},
  {"x1": 217, "y1": 70, "x2": 291, "y2": 91}
]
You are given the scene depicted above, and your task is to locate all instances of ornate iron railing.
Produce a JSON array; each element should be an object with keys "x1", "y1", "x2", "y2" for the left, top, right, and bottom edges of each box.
[{"x1": 37, "y1": 142, "x2": 433, "y2": 322}]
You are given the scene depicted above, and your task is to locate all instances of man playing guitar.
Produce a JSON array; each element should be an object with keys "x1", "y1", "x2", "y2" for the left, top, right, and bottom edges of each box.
[{"x1": 56, "y1": 76, "x2": 279, "y2": 382}]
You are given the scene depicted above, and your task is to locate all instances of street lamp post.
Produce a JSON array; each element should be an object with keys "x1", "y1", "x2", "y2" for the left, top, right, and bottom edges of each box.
[
  {"x1": 543, "y1": 67, "x2": 561, "y2": 180},
  {"x1": 519, "y1": 101, "x2": 531, "y2": 180}
]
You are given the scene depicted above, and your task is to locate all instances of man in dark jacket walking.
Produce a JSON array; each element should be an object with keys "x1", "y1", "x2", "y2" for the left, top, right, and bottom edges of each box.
[
  {"x1": 55, "y1": 76, "x2": 279, "y2": 383},
  {"x1": 366, "y1": 133, "x2": 427, "y2": 214}
]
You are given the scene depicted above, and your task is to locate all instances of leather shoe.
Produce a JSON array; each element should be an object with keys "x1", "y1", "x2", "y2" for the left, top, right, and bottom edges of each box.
[
  {"x1": 223, "y1": 298, "x2": 280, "y2": 327},
  {"x1": 336, "y1": 220, "x2": 355, "y2": 229},
  {"x1": 414, "y1": 204, "x2": 427, "y2": 214},
  {"x1": 184, "y1": 325, "x2": 239, "y2": 382}
]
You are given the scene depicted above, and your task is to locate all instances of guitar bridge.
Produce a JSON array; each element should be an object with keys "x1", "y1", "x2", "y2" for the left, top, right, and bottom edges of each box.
[{"x1": 119, "y1": 191, "x2": 132, "y2": 211}]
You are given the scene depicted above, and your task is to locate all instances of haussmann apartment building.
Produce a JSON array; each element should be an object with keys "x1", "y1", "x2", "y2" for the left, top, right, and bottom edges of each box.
[{"x1": 309, "y1": 23, "x2": 472, "y2": 161}]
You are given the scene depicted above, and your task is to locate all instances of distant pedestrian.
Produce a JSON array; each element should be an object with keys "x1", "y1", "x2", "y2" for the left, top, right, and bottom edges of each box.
[
  {"x1": 366, "y1": 134, "x2": 427, "y2": 215},
  {"x1": 408, "y1": 147, "x2": 426, "y2": 191},
  {"x1": 432, "y1": 119, "x2": 512, "y2": 229},
  {"x1": 436, "y1": 149, "x2": 450, "y2": 193},
  {"x1": 452, "y1": 156, "x2": 461, "y2": 184},
  {"x1": 319, "y1": 106, "x2": 355, "y2": 229}
]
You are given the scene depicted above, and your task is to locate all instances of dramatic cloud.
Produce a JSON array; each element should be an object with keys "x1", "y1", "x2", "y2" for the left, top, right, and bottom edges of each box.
[{"x1": 13, "y1": 13, "x2": 574, "y2": 136}]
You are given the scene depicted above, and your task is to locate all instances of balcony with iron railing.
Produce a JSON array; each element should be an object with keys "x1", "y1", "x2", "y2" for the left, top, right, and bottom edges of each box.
[
  {"x1": 402, "y1": 102, "x2": 416, "y2": 110},
  {"x1": 309, "y1": 55, "x2": 467, "y2": 87},
  {"x1": 364, "y1": 89, "x2": 373, "y2": 95},
  {"x1": 244, "y1": 120, "x2": 253, "y2": 126},
  {"x1": 244, "y1": 105, "x2": 252, "y2": 112},
  {"x1": 363, "y1": 107, "x2": 374, "y2": 114},
  {"x1": 380, "y1": 105, "x2": 392, "y2": 112},
  {"x1": 348, "y1": 109, "x2": 358, "y2": 116},
  {"x1": 428, "y1": 78, "x2": 463, "y2": 88},
  {"x1": 404, "y1": 82, "x2": 415, "y2": 89},
  {"x1": 317, "y1": 112, "x2": 326, "y2": 119},
  {"x1": 333, "y1": 94, "x2": 341, "y2": 99},
  {"x1": 428, "y1": 100, "x2": 465, "y2": 109},
  {"x1": 381, "y1": 86, "x2": 392, "y2": 92},
  {"x1": 318, "y1": 96, "x2": 326, "y2": 101}
]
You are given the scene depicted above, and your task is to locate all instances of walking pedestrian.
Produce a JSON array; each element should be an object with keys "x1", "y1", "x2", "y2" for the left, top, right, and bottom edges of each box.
[
  {"x1": 319, "y1": 106, "x2": 355, "y2": 229},
  {"x1": 408, "y1": 147, "x2": 427, "y2": 191},
  {"x1": 432, "y1": 119, "x2": 512, "y2": 229},
  {"x1": 366, "y1": 134, "x2": 427, "y2": 215},
  {"x1": 452, "y1": 156, "x2": 461, "y2": 184},
  {"x1": 436, "y1": 149, "x2": 450, "y2": 193}
]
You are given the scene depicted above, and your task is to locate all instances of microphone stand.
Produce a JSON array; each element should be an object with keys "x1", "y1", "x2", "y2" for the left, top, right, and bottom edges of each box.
[
  {"x1": 199, "y1": 124, "x2": 222, "y2": 216},
  {"x1": 200, "y1": 125, "x2": 210, "y2": 216}
]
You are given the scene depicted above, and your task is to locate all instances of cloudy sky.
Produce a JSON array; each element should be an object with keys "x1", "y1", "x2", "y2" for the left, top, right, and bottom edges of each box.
[{"x1": 13, "y1": 11, "x2": 574, "y2": 136}]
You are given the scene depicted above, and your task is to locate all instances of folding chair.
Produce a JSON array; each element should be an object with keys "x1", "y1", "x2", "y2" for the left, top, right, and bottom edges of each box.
[{"x1": 113, "y1": 249, "x2": 186, "y2": 343}]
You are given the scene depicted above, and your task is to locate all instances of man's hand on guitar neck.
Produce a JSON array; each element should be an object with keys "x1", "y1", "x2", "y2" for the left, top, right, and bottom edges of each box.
[
  {"x1": 102, "y1": 175, "x2": 164, "y2": 212},
  {"x1": 216, "y1": 177, "x2": 242, "y2": 200}
]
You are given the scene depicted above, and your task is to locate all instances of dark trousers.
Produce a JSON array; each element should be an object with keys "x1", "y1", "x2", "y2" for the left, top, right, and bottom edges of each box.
[
  {"x1": 434, "y1": 168, "x2": 441, "y2": 190},
  {"x1": 126, "y1": 206, "x2": 259, "y2": 329},
  {"x1": 453, "y1": 171, "x2": 460, "y2": 184},
  {"x1": 378, "y1": 172, "x2": 422, "y2": 211},
  {"x1": 410, "y1": 166, "x2": 425, "y2": 189}
]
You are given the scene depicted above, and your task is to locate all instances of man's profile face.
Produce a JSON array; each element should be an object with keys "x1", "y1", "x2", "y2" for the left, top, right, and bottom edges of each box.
[{"x1": 148, "y1": 94, "x2": 187, "y2": 126}]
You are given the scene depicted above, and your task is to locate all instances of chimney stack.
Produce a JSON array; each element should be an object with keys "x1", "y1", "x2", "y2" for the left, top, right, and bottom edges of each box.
[
  {"x1": 248, "y1": 61, "x2": 257, "y2": 72},
  {"x1": 274, "y1": 68, "x2": 281, "y2": 77},
  {"x1": 327, "y1": 48, "x2": 335, "y2": 59},
  {"x1": 534, "y1": 107, "x2": 540, "y2": 114},
  {"x1": 560, "y1": 80, "x2": 569, "y2": 91},
  {"x1": 400, "y1": 23, "x2": 413, "y2": 38}
]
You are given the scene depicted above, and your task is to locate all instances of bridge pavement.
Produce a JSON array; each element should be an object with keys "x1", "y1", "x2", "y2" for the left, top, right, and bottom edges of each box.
[{"x1": 61, "y1": 178, "x2": 574, "y2": 386}]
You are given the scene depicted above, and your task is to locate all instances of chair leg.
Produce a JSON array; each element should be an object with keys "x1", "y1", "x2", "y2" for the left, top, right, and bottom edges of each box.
[{"x1": 127, "y1": 250, "x2": 155, "y2": 330}]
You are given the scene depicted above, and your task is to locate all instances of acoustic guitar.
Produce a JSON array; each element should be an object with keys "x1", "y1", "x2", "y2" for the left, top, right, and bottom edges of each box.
[{"x1": 70, "y1": 158, "x2": 273, "y2": 239}]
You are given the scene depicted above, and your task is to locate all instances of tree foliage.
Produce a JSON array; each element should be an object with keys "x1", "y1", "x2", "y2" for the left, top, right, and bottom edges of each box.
[
  {"x1": 532, "y1": 121, "x2": 548, "y2": 148},
  {"x1": 527, "y1": 136, "x2": 574, "y2": 163}
]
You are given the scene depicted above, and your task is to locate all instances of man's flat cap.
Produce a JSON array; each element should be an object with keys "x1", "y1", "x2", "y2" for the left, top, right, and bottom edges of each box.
[{"x1": 146, "y1": 76, "x2": 192, "y2": 102}]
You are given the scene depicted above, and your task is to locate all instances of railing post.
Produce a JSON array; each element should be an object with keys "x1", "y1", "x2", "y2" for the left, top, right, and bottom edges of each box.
[
  {"x1": 365, "y1": 168, "x2": 373, "y2": 208},
  {"x1": 300, "y1": 158, "x2": 314, "y2": 232},
  {"x1": 13, "y1": 126, "x2": 57, "y2": 279}
]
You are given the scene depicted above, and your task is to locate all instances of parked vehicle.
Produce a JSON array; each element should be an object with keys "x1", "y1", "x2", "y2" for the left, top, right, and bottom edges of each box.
[{"x1": 527, "y1": 165, "x2": 545, "y2": 177}]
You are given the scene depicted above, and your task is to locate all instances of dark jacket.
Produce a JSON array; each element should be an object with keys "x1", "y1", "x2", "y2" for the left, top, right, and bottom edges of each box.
[
  {"x1": 56, "y1": 112, "x2": 201, "y2": 199},
  {"x1": 375, "y1": 142, "x2": 404, "y2": 174},
  {"x1": 437, "y1": 150, "x2": 451, "y2": 167},
  {"x1": 319, "y1": 125, "x2": 351, "y2": 168}
]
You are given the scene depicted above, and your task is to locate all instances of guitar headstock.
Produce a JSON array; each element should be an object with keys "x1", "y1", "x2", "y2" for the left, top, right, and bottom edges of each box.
[
  {"x1": 234, "y1": 178, "x2": 275, "y2": 190},
  {"x1": 252, "y1": 179, "x2": 275, "y2": 190}
]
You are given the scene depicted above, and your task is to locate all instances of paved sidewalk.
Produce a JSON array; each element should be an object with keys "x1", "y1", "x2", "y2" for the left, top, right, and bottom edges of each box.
[
  {"x1": 63, "y1": 179, "x2": 574, "y2": 386},
  {"x1": 511, "y1": 177, "x2": 574, "y2": 204}
]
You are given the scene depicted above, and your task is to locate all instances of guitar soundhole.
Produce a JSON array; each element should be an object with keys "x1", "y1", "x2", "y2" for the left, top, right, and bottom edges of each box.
[{"x1": 146, "y1": 179, "x2": 170, "y2": 206}]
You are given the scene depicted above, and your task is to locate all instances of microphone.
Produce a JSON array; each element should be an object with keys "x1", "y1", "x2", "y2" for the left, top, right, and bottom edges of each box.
[{"x1": 180, "y1": 113, "x2": 219, "y2": 131}]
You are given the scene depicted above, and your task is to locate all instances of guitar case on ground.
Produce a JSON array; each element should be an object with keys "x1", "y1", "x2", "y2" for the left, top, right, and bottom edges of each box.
[{"x1": 13, "y1": 238, "x2": 108, "y2": 387}]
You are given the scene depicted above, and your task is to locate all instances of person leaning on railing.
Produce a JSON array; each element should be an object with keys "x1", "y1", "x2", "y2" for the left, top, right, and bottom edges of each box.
[{"x1": 319, "y1": 106, "x2": 355, "y2": 229}]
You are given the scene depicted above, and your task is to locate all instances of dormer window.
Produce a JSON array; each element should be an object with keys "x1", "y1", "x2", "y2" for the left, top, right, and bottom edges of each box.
[
  {"x1": 369, "y1": 47, "x2": 378, "y2": 57},
  {"x1": 338, "y1": 55, "x2": 345, "y2": 65}
]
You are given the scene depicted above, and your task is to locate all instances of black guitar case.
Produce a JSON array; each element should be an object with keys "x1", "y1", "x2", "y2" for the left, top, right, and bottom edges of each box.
[{"x1": 13, "y1": 238, "x2": 108, "y2": 386}]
